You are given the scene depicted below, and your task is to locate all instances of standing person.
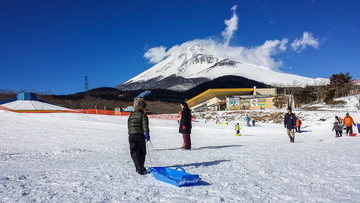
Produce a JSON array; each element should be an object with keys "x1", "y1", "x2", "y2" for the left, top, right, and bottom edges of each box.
[
  {"x1": 284, "y1": 107, "x2": 297, "y2": 143},
  {"x1": 357, "y1": 123, "x2": 360, "y2": 133},
  {"x1": 246, "y1": 115, "x2": 250, "y2": 127},
  {"x1": 216, "y1": 116, "x2": 220, "y2": 124},
  {"x1": 179, "y1": 101, "x2": 192, "y2": 150},
  {"x1": 252, "y1": 119, "x2": 256, "y2": 127},
  {"x1": 235, "y1": 123, "x2": 240, "y2": 136},
  {"x1": 343, "y1": 113, "x2": 356, "y2": 135},
  {"x1": 128, "y1": 98, "x2": 150, "y2": 175},
  {"x1": 332, "y1": 122, "x2": 342, "y2": 137},
  {"x1": 296, "y1": 118, "x2": 302, "y2": 133},
  {"x1": 334, "y1": 116, "x2": 343, "y2": 137}
]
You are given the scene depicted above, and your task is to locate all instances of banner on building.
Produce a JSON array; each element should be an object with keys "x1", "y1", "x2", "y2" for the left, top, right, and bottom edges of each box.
[
  {"x1": 251, "y1": 99, "x2": 258, "y2": 107},
  {"x1": 228, "y1": 97, "x2": 240, "y2": 110},
  {"x1": 257, "y1": 98, "x2": 267, "y2": 107},
  {"x1": 240, "y1": 99, "x2": 251, "y2": 110}
]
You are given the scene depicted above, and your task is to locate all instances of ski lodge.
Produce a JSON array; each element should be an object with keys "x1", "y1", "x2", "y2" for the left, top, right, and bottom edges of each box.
[{"x1": 186, "y1": 87, "x2": 285, "y2": 112}]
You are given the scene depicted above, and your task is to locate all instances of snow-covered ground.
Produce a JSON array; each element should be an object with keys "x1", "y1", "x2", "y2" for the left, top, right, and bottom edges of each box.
[
  {"x1": 1, "y1": 109, "x2": 360, "y2": 202},
  {"x1": 304, "y1": 94, "x2": 360, "y2": 112}
]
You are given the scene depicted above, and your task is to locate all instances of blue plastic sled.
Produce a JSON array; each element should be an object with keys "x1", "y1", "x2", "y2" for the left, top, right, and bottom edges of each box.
[{"x1": 148, "y1": 167, "x2": 201, "y2": 187}]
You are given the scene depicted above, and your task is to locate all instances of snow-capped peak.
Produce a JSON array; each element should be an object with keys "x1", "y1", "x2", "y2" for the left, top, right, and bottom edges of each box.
[{"x1": 117, "y1": 43, "x2": 328, "y2": 91}]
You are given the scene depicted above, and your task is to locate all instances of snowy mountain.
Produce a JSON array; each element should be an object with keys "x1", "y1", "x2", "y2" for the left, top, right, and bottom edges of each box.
[{"x1": 116, "y1": 44, "x2": 328, "y2": 91}]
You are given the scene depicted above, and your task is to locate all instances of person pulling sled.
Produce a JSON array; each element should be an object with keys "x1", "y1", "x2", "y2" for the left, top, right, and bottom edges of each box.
[{"x1": 128, "y1": 98, "x2": 150, "y2": 175}]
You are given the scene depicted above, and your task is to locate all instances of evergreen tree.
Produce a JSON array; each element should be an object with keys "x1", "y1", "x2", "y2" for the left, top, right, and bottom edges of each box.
[{"x1": 327, "y1": 72, "x2": 353, "y2": 98}]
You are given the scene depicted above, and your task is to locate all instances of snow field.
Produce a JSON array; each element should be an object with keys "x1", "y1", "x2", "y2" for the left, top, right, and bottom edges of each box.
[{"x1": 1, "y1": 110, "x2": 360, "y2": 202}]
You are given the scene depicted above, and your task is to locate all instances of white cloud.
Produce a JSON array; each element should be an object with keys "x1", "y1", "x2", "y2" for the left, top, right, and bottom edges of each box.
[
  {"x1": 143, "y1": 46, "x2": 168, "y2": 63},
  {"x1": 144, "y1": 38, "x2": 289, "y2": 70},
  {"x1": 222, "y1": 5, "x2": 238, "y2": 46},
  {"x1": 291, "y1": 31, "x2": 320, "y2": 52},
  {"x1": 143, "y1": 6, "x2": 320, "y2": 71}
]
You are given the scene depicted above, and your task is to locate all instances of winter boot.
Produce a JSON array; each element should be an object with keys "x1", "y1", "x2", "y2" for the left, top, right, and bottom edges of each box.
[{"x1": 136, "y1": 167, "x2": 145, "y2": 175}]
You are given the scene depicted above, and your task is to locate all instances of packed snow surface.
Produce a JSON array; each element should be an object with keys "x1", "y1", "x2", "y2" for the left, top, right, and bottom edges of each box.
[
  {"x1": 1, "y1": 100, "x2": 70, "y2": 111},
  {"x1": 1, "y1": 109, "x2": 360, "y2": 202}
]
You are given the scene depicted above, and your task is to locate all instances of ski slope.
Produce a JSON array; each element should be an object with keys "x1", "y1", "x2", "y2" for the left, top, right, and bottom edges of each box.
[{"x1": 1, "y1": 110, "x2": 360, "y2": 202}]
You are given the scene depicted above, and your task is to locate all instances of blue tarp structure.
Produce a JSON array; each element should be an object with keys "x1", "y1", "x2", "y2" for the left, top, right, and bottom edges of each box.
[{"x1": 17, "y1": 92, "x2": 37, "y2": 100}]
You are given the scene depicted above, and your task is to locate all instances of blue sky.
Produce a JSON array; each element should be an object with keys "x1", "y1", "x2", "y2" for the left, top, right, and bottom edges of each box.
[{"x1": 0, "y1": 0, "x2": 359, "y2": 95}]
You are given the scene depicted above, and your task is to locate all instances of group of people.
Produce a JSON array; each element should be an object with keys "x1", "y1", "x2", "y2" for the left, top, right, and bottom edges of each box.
[
  {"x1": 332, "y1": 113, "x2": 359, "y2": 137},
  {"x1": 127, "y1": 97, "x2": 358, "y2": 174},
  {"x1": 127, "y1": 98, "x2": 192, "y2": 175}
]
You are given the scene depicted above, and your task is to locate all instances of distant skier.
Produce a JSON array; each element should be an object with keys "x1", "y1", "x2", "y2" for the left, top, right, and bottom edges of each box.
[
  {"x1": 246, "y1": 115, "x2": 250, "y2": 127},
  {"x1": 343, "y1": 113, "x2": 356, "y2": 135},
  {"x1": 252, "y1": 119, "x2": 256, "y2": 127},
  {"x1": 284, "y1": 107, "x2": 297, "y2": 143},
  {"x1": 296, "y1": 118, "x2": 302, "y2": 133},
  {"x1": 334, "y1": 116, "x2": 343, "y2": 137},
  {"x1": 357, "y1": 123, "x2": 360, "y2": 133},
  {"x1": 128, "y1": 98, "x2": 150, "y2": 175},
  {"x1": 179, "y1": 101, "x2": 192, "y2": 150},
  {"x1": 332, "y1": 122, "x2": 342, "y2": 137},
  {"x1": 235, "y1": 123, "x2": 240, "y2": 136}
]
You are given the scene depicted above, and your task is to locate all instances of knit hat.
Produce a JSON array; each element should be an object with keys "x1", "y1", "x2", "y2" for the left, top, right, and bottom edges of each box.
[
  {"x1": 133, "y1": 98, "x2": 147, "y2": 110},
  {"x1": 287, "y1": 107, "x2": 292, "y2": 111}
]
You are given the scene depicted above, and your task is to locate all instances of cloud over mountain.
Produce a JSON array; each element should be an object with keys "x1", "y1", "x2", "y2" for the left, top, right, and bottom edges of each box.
[{"x1": 143, "y1": 5, "x2": 320, "y2": 70}]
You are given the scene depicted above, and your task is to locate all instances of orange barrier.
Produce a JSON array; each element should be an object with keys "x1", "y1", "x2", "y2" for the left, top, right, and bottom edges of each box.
[
  {"x1": 0, "y1": 107, "x2": 132, "y2": 116},
  {"x1": 149, "y1": 114, "x2": 181, "y2": 120},
  {"x1": 75, "y1": 109, "x2": 131, "y2": 116},
  {"x1": 0, "y1": 105, "x2": 11, "y2": 111}
]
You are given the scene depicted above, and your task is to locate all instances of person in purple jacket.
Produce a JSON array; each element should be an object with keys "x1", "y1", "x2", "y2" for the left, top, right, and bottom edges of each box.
[{"x1": 332, "y1": 122, "x2": 342, "y2": 137}]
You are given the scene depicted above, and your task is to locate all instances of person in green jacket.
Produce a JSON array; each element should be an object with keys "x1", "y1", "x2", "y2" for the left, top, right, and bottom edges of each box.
[{"x1": 128, "y1": 98, "x2": 150, "y2": 175}]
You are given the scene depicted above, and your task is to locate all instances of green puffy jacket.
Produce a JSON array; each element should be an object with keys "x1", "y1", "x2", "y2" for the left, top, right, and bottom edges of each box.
[{"x1": 128, "y1": 110, "x2": 149, "y2": 135}]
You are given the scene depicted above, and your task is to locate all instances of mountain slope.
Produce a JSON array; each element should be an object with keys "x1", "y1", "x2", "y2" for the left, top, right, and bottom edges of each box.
[{"x1": 116, "y1": 44, "x2": 327, "y2": 91}]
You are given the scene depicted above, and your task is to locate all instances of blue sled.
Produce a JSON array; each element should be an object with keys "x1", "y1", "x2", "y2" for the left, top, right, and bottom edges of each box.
[{"x1": 148, "y1": 167, "x2": 201, "y2": 187}]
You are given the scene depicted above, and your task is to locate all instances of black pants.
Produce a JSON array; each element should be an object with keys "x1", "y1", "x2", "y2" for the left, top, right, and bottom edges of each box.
[
  {"x1": 346, "y1": 126, "x2": 353, "y2": 135},
  {"x1": 129, "y1": 134, "x2": 146, "y2": 171}
]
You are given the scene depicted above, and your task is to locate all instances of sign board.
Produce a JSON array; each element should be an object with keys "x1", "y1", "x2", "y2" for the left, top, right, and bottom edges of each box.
[
  {"x1": 257, "y1": 98, "x2": 267, "y2": 107},
  {"x1": 251, "y1": 99, "x2": 258, "y2": 107},
  {"x1": 123, "y1": 106, "x2": 135, "y2": 112},
  {"x1": 228, "y1": 97, "x2": 240, "y2": 110},
  {"x1": 240, "y1": 100, "x2": 251, "y2": 110}
]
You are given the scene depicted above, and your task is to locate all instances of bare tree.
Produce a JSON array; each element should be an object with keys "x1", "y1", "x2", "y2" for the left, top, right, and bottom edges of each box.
[{"x1": 311, "y1": 79, "x2": 328, "y2": 102}]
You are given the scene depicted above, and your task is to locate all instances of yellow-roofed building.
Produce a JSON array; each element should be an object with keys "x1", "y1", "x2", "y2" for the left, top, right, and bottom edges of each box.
[{"x1": 186, "y1": 86, "x2": 285, "y2": 112}]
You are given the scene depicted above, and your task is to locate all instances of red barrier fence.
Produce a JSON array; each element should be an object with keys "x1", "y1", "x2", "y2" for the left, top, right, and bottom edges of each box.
[{"x1": 75, "y1": 109, "x2": 130, "y2": 116}]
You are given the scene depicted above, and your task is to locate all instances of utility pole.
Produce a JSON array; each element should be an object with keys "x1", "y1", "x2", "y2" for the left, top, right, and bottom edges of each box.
[{"x1": 85, "y1": 76, "x2": 89, "y2": 108}]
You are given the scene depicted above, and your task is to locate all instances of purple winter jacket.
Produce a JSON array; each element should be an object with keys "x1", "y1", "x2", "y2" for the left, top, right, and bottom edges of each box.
[{"x1": 333, "y1": 123, "x2": 341, "y2": 131}]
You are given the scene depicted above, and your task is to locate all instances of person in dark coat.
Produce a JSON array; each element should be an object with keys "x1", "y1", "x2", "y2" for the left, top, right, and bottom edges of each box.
[
  {"x1": 284, "y1": 107, "x2": 297, "y2": 143},
  {"x1": 179, "y1": 101, "x2": 192, "y2": 150},
  {"x1": 128, "y1": 98, "x2": 150, "y2": 175}
]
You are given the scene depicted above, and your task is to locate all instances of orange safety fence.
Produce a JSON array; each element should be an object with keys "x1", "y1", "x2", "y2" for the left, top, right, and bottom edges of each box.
[
  {"x1": 1, "y1": 106, "x2": 187, "y2": 121},
  {"x1": 75, "y1": 109, "x2": 131, "y2": 116},
  {"x1": 149, "y1": 114, "x2": 181, "y2": 120},
  {"x1": 0, "y1": 107, "x2": 132, "y2": 116}
]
